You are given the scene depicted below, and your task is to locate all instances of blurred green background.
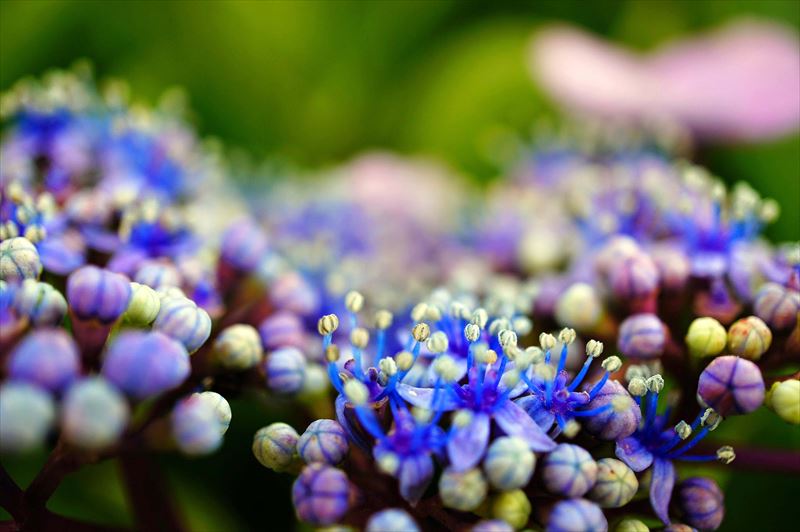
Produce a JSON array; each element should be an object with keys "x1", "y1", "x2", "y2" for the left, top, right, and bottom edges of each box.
[{"x1": 1, "y1": 1, "x2": 798, "y2": 531}]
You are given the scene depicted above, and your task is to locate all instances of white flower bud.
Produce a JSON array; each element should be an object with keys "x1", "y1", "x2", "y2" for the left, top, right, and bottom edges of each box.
[
  {"x1": 562, "y1": 420, "x2": 581, "y2": 438},
  {"x1": 377, "y1": 451, "x2": 399, "y2": 475}
]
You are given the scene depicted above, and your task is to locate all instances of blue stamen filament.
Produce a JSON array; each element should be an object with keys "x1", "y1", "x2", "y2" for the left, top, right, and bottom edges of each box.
[
  {"x1": 327, "y1": 362, "x2": 344, "y2": 395},
  {"x1": 354, "y1": 405, "x2": 387, "y2": 443},
  {"x1": 572, "y1": 403, "x2": 612, "y2": 417},
  {"x1": 587, "y1": 371, "x2": 610, "y2": 400},
  {"x1": 556, "y1": 344, "x2": 568, "y2": 374},
  {"x1": 667, "y1": 427, "x2": 710, "y2": 459},
  {"x1": 643, "y1": 391, "x2": 659, "y2": 435},
  {"x1": 568, "y1": 356, "x2": 594, "y2": 392}
]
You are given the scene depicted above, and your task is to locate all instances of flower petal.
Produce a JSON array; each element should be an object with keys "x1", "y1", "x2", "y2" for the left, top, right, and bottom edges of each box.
[
  {"x1": 494, "y1": 399, "x2": 556, "y2": 452},
  {"x1": 650, "y1": 458, "x2": 675, "y2": 525},
  {"x1": 447, "y1": 413, "x2": 489, "y2": 471},
  {"x1": 397, "y1": 383, "x2": 459, "y2": 411},
  {"x1": 615, "y1": 436, "x2": 654, "y2": 472},
  {"x1": 398, "y1": 454, "x2": 434, "y2": 506}
]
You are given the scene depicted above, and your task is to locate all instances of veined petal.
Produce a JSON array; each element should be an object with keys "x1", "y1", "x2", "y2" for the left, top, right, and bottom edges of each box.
[
  {"x1": 397, "y1": 383, "x2": 460, "y2": 411},
  {"x1": 398, "y1": 454, "x2": 434, "y2": 506},
  {"x1": 447, "y1": 412, "x2": 489, "y2": 471},
  {"x1": 615, "y1": 436, "x2": 654, "y2": 472},
  {"x1": 494, "y1": 399, "x2": 556, "y2": 452},
  {"x1": 650, "y1": 457, "x2": 675, "y2": 525}
]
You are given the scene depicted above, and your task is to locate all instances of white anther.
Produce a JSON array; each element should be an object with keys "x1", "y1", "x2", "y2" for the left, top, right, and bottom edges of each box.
[
  {"x1": 350, "y1": 327, "x2": 370, "y2": 349},
  {"x1": 464, "y1": 323, "x2": 481, "y2": 342},
  {"x1": 379, "y1": 357, "x2": 397, "y2": 377},
  {"x1": 645, "y1": 374, "x2": 665, "y2": 393},
  {"x1": 344, "y1": 379, "x2": 369, "y2": 406},
  {"x1": 374, "y1": 310, "x2": 393, "y2": 330},
  {"x1": 426, "y1": 331, "x2": 449, "y2": 354},
  {"x1": 558, "y1": 328, "x2": 577, "y2": 345},
  {"x1": 602, "y1": 356, "x2": 622, "y2": 373},
  {"x1": 317, "y1": 314, "x2": 340, "y2": 336},
  {"x1": 586, "y1": 339, "x2": 604, "y2": 358},
  {"x1": 539, "y1": 333, "x2": 556, "y2": 350},
  {"x1": 412, "y1": 323, "x2": 431, "y2": 343},
  {"x1": 345, "y1": 290, "x2": 364, "y2": 313}
]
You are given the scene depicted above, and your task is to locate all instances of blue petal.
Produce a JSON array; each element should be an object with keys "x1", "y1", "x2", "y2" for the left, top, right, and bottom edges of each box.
[
  {"x1": 398, "y1": 454, "x2": 434, "y2": 506},
  {"x1": 494, "y1": 399, "x2": 556, "y2": 452},
  {"x1": 335, "y1": 394, "x2": 371, "y2": 451},
  {"x1": 447, "y1": 413, "x2": 489, "y2": 471},
  {"x1": 514, "y1": 395, "x2": 555, "y2": 432},
  {"x1": 615, "y1": 436, "x2": 654, "y2": 472},
  {"x1": 650, "y1": 458, "x2": 675, "y2": 525},
  {"x1": 397, "y1": 383, "x2": 460, "y2": 411}
]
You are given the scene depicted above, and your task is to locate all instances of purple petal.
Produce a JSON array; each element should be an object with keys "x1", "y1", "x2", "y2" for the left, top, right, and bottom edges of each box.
[
  {"x1": 650, "y1": 458, "x2": 675, "y2": 525},
  {"x1": 615, "y1": 436, "x2": 654, "y2": 472},
  {"x1": 107, "y1": 248, "x2": 148, "y2": 276},
  {"x1": 447, "y1": 413, "x2": 489, "y2": 471},
  {"x1": 493, "y1": 400, "x2": 556, "y2": 452},
  {"x1": 335, "y1": 394, "x2": 370, "y2": 451},
  {"x1": 398, "y1": 454, "x2": 434, "y2": 506},
  {"x1": 397, "y1": 383, "x2": 459, "y2": 411},
  {"x1": 38, "y1": 236, "x2": 86, "y2": 275}
]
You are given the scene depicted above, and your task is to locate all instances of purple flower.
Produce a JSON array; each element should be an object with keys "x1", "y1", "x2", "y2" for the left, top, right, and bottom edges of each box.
[
  {"x1": 676, "y1": 477, "x2": 724, "y2": 530},
  {"x1": 618, "y1": 313, "x2": 666, "y2": 359},
  {"x1": 292, "y1": 464, "x2": 350, "y2": 526},
  {"x1": 66, "y1": 265, "x2": 132, "y2": 323},
  {"x1": 697, "y1": 356, "x2": 765, "y2": 416},
  {"x1": 7, "y1": 328, "x2": 80, "y2": 392}
]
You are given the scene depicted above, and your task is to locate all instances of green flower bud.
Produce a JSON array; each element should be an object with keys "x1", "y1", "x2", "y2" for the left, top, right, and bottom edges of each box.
[
  {"x1": 766, "y1": 379, "x2": 800, "y2": 425},
  {"x1": 253, "y1": 422, "x2": 300, "y2": 472},
  {"x1": 214, "y1": 324, "x2": 263, "y2": 370},
  {"x1": 491, "y1": 489, "x2": 531, "y2": 530},
  {"x1": 440, "y1": 468, "x2": 488, "y2": 511},
  {"x1": 123, "y1": 282, "x2": 161, "y2": 326},
  {"x1": 616, "y1": 519, "x2": 649, "y2": 532},
  {"x1": 685, "y1": 317, "x2": 726, "y2": 357}
]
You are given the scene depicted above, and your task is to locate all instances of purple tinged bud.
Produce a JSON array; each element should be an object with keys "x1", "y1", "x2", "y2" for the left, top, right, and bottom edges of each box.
[
  {"x1": 101, "y1": 331, "x2": 190, "y2": 399},
  {"x1": 13, "y1": 279, "x2": 67, "y2": 326},
  {"x1": 220, "y1": 218, "x2": 269, "y2": 271},
  {"x1": 134, "y1": 260, "x2": 182, "y2": 290},
  {"x1": 606, "y1": 252, "x2": 659, "y2": 301},
  {"x1": 0, "y1": 382, "x2": 55, "y2": 453},
  {"x1": 259, "y1": 311, "x2": 306, "y2": 350},
  {"x1": 588, "y1": 458, "x2": 638, "y2": 508},
  {"x1": 754, "y1": 283, "x2": 799, "y2": 330},
  {"x1": 546, "y1": 498, "x2": 607, "y2": 532},
  {"x1": 61, "y1": 377, "x2": 129, "y2": 450},
  {"x1": 253, "y1": 422, "x2": 300, "y2": 471},
  {"x1": 152, "y1": 295, "x2": 211, "y2": 353},
  {"x1": 0, "y1": 237, "x2": 42, "y2": 282},
  {"x1": 542, "y1": 443, "x2": 598, "y2": 497},
  {"x1": 697, "y1": 356, "x2": 765, "y2": 416},
  {"x1": 193, "y1": 391, "x2": 232, "y2": 435},
  {"x1": 366, "y1": 509, "x2": 420, "y2": 532},
  {"x1": 264, "y1": 347, "x2": 306, "y2": 394},
  {"x1": 270, "y1": 272, "x2": 319, "y2": 317},
  {"x1": 171, "y1": 395, "x2": 223, "y2": 456},
  {"x1": 676, "y1": 477, "x2": 724, "y2": 530},
  {"x1": 292, "y1": 464, "x2": 350, "y2": 525},
  {"x1": 618, "y1": 313, "x2": 666, "y2": 359},
  {"x1": 67, "y1": 266, "x2": 132, "y2": 323},
  {"x1": 7, "y1": 328, "x2": 80, "y2": 392},
  {"x1": 582, "y1": 380, "x2": 641, "y2": 440},
  {"x1": 727, "y1": 316, "x2": 772, "y2": 360},
  {"x1": 297, "y1": 419, "x2": 349, "y2": 465}
]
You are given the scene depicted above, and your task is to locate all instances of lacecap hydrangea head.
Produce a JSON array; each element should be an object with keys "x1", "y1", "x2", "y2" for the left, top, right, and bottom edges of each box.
[
  {"x1": 7, "y1": 328, "x2": 80, "y2": 393},
  {"x1": 0, "y1": 237, "x2": 42, "y2": 282},
  {"x1": 61, "y1": 377, "x2": 129, "y2": 450}
]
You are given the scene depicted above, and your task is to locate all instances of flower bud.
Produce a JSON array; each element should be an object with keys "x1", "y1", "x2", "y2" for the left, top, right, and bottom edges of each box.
[
  {"x1": 765, "y1": 379, "x2": 800, "y2": 424},
  {"x1": 698, "y1": 356, "x2": 765, "y2": 415},
  {"x1": 491, "y1": 489, "x2": 531, "y2": 530},
  {"x1": 651, "y1": 244, "x2": 691, "y2": 292},
  {"x1": 13, "y1": 279, "x2": 67, "y2": 326},
  {"x1": 484, "y1": 436, "x2": 535, "y2": 490},
  {"x1": 616, "y1": 519, "x2": 650, "y2": 532},
  {"x1": 134, "y1": 260, "x2": 181, "y2": 290},
  {"x1": 317, "y1": 314, "x2": 340, "y2": 336},
  {"x1": 67, "y1": 266, "x2": 132, "y2": 323},
  {"x1": 472, "y1": 520, "x2": 513, "y2": 532},
  {"x1": 7, "y1": 328, "x2": 80, "y2": 393},
  {"x1": 297, "y1": 419, "x2": 349, "y2": 465},
  {"x1": 0, "y1": 237, "x2": 42, "y2": 282},
  {"x1": 366, "y1": 510, "x2": 419, "y2": 532},
  {"x1": 618, "y1": 314, "x2": 665, "y2": 359},
  {"x1": 220, "y1": 218, "x2": 270, "y2": 271},
  {"x1": 439, "y1": 467, "x2": 488, "y2": 511},
  {"x1": 153, "y1": 295, "x2": 211, "y2": 353},
  {"x1": 727, "y1": 316, "x2": 772, "y2": 360},
  {"x1": 270, "y1": 271, "x2": 319, "y2": 317},
  {"x1": 542, "y1": 443, "x2": 598, "y2": 497},
  {"x1": 292, "y1": 464, "x2": 350, "y2": 525},
  {"x1": 583, "y1": 380, "x2": 641, "y2": 440},
  {"x1": 171, "y1": 395, "x2": 224, "y2": 455},
  {"x1": 102, "y1": 331, "x2": 190, "y2": 399},
  {"x1": 754, "y1": 283, "x2": 799, "y2": 330},
  {"x1": 412, "y1": 322, "x2": 430, "y2": 342},
  {"x1": 253, "y1": 311, "x2": 303, "y2": 351},
  {"x1": 264, "y1": 347, "x2": 306, "y2": 394},
  {"x1": 123, "y1": 282, "x2": 161, "y2": 326},
  {"x1": 606, "y1": 252, "x2": 659, "y2": 301},
  {"x1": 588, "y1": 458, "x2": 638, "y2": 508},
  {"x1": 426, "y1": 331, "x2": 449, "y2": 353},
  {"x1": 554, "y1": 283, "x2": 603, "y2": 331},
  {"x1": 253, "y1": 422, "x2": 300, "y2": 471},
  {"x1": 0, "y1": 382, "x2": 55, "y2": 453},
  {"x1": 214, "y1": 324, "x2": 263, "y2": 370},
  {"x1": 193, "y1": 391, "x2": 232, "y2": 435},
  {"x1": 546, "y1": 499, "x2": 607, "y2": 532},
  {"x1": 686, "y1": 317, "x2": 727, "y2": 358},
  {"x1": 676, "y1": 477, "x2": 724, "y2": 530},
  {"x1": 61, "y1": 377, "x2": 129, "y2": 450}
]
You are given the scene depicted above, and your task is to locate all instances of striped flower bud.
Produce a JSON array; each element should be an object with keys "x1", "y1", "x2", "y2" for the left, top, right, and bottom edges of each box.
[
  {"x1": 483, "y1": 436, "x2": 535, "y2": 490},
  {"x1": 606, "y1": 252, "x2": 659, "y2": 301},
  {"x1": 297, "y1": 419, "x2": 349, "y2": 465},
  {"x1": 214, "y1": 324, "x2": 263, "y2": 370},
  {"x1": 153, "y1": 295, "x2": 211, "y2": 353},
  {"x1": 754, "y1": 283, "x2": 800, "y2": 330},
  {"x1": 270, "y1": 271, "x2": 319, "y2": 317},
  {"x1": 253, "y1": 422, "x2": 300, "y2": 471},
  {"x1": 618, "y1": 314, "x2": 666, "y2": 359},
  {"x1": 171, "y1": 395, "x2": 223, "y2": 456},
  {"x1": 67, "y1": 266, "x2": 132, "y2": 323},
  {"x1": 260, "y1": 311, "x2": 305, "y2": 350},
  {"x1": 264, "y1": 347, "x2": 306, "y2": 394},
  {"x1": 13, "y1": 279, "x2": 67, "y2": 326},
  {"x1": 546, "y1": 499, "x2": 607, "y2": 532},
  {"x1": 366, "y1": 509, "x2": 419, "y2": 532},
  {"x1": 193, "y1": 391, "x2": 232, "y2": 435},
  {"x1": 220, "y1": 218, "x2": 269, "y2": 271},
  {"x1": 686, "y1": 317, "x2": 727, "y2": 358},
  {"x1": 583, "y1": 380, "x2": 641, "y2": 440},
  {"x1": 0, "y1": 382, "x2": 55, "y2": 453},
  {"x1": 698, "y1": 356, "x2": 765, "y2": 415},
  {"x1": 588, "y1": 458, "x2": 638, "y2": 508},
  {"x1": 0, "y1": 237, "x2": 42, "y2": 282},
  {"x1": 7, "y1": 328, "x2": 80, "y2": 392},
  {"x1": 542, "y1": 444, "x2": 598, "y2": 497},
  {"x1": 134, "y1": 260, "x2": 181, "y2": 290},
  {"x1": 292, "y1": 464, "x2": 350, "y2": 526},
  {"x1": 439, "y1": 467, "x2": 488, "y2": 512},
  {"x1": 61, "y1": 377, "x2": 129, "y2": 450},
  {"x1": 727, "y1": 316, "x2": 772, "y2": 360},
  {"x1": 676, "y1": 477, "x2": 724, "y2": 530},
  {"x1": 616, "y1": 519, "x2": 650, "y2": 532}
]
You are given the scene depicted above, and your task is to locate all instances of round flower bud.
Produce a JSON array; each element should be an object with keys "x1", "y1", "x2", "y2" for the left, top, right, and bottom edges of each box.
[
  {"x1": 153, "y1": 295, "x2": 211, "y2": 353},
  {"x1": 61, "y1": 377, "x2": 129, "y2": 450},
  {"x1": 192, "y1": 391, "x2": 232, "y2": 435},
  {"x1": 439, "y1": 467, "x2": 488, "y2": 511},
  {"x1": 215, "y1": 323, "x2": 263, "y2": 370},
  {"x1": 754, "y1": 283, "x2": 799, "y2": 330},
  {"x1": 7, "y1": 328, "x2": 80, "y2": 393},
  {"x1": 0, "y1": 237, "x2": 42, "y2": 282},
  {"x1": 317, "y1": 313, "x2": 340, "y2": 336},
  {"x1": 0, "y1": 382, "x2": 55, "y2": 452},
  {"x1": 582, "y1": 380, "x2": 641, "y2": 440},
  {"x1": 491, "y1": 489, "x2": 531, "y2": 530},
  {"x1": 663, "y1": 524, "x2": 695, "y2": 532},
  {"x1": 260, "y1": 311, "x2": 305, "y2": 350},
  {"x1": 618, "y1": 314, "x2": 666, "y2": 359},
  {"x1": 298, "y1": 419, "x2": 349, "y2": 465},
  {"x1": 102, "y1": 331, "x2": 190, "y2": 399},
  {"x1": 134, "y1": 260, "x2": 181, "y2": 289},
  {"x1": 676, "y1": 477, "x2": 724, "y2": 530},
  {"x1": 685, "y1": 317, "x2": 727, "y2": 358},
  {"x1": 300, "y1": 364, "x2": 329, "y2": 397},
  {"x1": 270, "y1": 271, "x2": 319, "y2": 317},
  {"x1": 588, "y1": 458, "x2": 638, "y2": 508},
  {"x1": 616, "y1": 518, "x2": 650, "y2": 532},
  {"x1": 546, "y1": 498, "x2": 607, "y2": 532},
  {"x1": 727, "y1": 316, "x2": 772, "y2": 360},
  {"x1": 607, "y1": 252, "x2": 659, "y2": 301},
  {"x1": 264, "y1": 347, "x2": 306, "y2": 394},
  {"x1": 253, "y1": 422, "x2": 300, "y2": 471},
  {"x1": 542, "y1": 443, "x2": 598, "y2": 497},
  {"x1": 292, "y1": 464, "x2": 350, "y2": 526},
  {"x1": 122, "y1": 282, "x2": 161, "y2": 326},
  {"x1": 366, "y1": 509, "x2": 419, "y2": 532},
  {"x1": 472, "y1": 520, "x2": 513, "y2": 532},
  {"x1": 698, "y1": 356, "x2": 765, "y2": 415},
  {"x1": 220, "y1": 218, "x2": 269, "y2": 271},
  {"x1": 13, "y1": 279, "x2": 67, "y2": 326},
  {"x1": 765, "y1": 379, "x2": 800, "y2": 424},
  {"x1": 171, "y1": 395, "x2": 224, "y2": 455},
  {"x1": 67, "y1": 266, "x2": 132, "y2": 323},
  {"x1": 555, "y1": 283, "x2": 603, "y2": 331},
  {"x1": 484, "y1": 436, "x2": 535, "y2": 490}
]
